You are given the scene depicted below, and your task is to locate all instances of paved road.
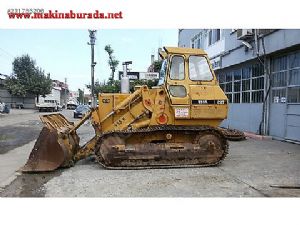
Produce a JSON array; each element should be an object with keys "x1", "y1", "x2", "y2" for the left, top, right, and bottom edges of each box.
[{"x1": 0, "y1": 109, "x2": 299, "y2": 197}]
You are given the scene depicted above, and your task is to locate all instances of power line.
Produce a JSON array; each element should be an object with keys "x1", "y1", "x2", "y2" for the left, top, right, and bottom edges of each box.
[{"x1": 0, "y1": 47, "x2": 14, "y2": 58}]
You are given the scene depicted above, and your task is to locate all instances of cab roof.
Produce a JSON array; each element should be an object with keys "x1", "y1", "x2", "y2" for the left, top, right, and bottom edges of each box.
[{"x1": 163, "y1": 47, "x2": 207, "y2": 55}]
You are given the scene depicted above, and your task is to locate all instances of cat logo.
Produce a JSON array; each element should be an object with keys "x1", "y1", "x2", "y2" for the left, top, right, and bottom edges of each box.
[{"x1": 102, "y1": 99, "x2": 110, "y2": 103}]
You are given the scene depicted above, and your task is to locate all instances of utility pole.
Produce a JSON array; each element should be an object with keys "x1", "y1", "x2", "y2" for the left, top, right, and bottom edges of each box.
[{"x1": 88, "y1": 30, "x2": 97, "y2": 107}]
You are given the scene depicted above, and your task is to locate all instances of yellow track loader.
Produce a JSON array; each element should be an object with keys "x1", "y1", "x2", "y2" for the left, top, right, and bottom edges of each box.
[{"x1": 23, "y1": 47, "x2": 240, "y2": 172}]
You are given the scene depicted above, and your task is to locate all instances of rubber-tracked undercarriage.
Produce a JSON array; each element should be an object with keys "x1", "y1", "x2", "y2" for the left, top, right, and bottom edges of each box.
[{"x1": 23, "y1": 47, "x2": 245, "y2": 172}]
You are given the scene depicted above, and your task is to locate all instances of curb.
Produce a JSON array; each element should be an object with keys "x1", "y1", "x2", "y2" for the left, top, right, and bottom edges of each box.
[{"x1": 244, "y1": 132, "x2": 272, "y2": 141}]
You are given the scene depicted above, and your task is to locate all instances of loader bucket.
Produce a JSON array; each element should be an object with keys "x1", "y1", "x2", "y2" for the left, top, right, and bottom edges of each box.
[{"x1": 22, "y1": 114, "x2": 80, "y2": 172}]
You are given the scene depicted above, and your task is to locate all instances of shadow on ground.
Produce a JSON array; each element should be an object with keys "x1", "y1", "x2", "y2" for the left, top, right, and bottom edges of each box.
[
  {"x1": 0, "y1": 121, "x2": 42, "y2": 154},
  {"x1": 0, "y1": 170, "x2": 62, "y2": 197}
]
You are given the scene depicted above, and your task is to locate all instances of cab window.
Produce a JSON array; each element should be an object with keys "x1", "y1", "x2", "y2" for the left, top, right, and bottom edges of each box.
[
  {"x1": 170, "y1": 56, "x2": 184, "y2": 80},
  {"x1": 158, "y1": 59, "x2": 167, "y2": 85},
  {"x1": 189, "y1": 56, "x2": 213, "y2": 81},
  {"x1": 169, "y1": 85, "x2": 187, "y2": 97}
]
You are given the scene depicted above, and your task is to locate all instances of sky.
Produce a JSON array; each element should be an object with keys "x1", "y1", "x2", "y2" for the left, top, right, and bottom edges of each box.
[{"x1": 0, "y1": 29, "x2": 178, "y2": 92}]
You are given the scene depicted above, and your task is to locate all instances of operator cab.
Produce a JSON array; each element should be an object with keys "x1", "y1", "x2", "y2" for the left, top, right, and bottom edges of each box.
[
  {"x1": 158, "y1": 47, "x2": 215, "y2": 86},
  {"x1": 158, "y1": 47, "x2": 227, "y2": 117}
]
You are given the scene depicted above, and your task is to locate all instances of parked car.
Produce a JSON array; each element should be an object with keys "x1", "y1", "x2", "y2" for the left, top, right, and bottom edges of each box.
[
  {"x1": 0, "y1": 101, "x2": 10, "y2": 114},
  {"x1": 73, "y1": 105, "x2": 90, "y2": 118},
  {"x1": 36, "y1": 100, "x2": 59, "y2": 112},
  {"x1": 57, "y1": 104, "x2": 63, "y2": 111},
  {"x1": 0, "y1": 100, "x2": 5, "y2": 113},
  {"x1": 67, "y1": 100, "x2": 78, "y2": 110}
]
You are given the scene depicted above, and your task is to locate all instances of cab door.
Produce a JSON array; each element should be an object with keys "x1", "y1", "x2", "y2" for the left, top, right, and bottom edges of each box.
[{"x1": 166, "y1": 54, "x2": 190, "y2": 105}]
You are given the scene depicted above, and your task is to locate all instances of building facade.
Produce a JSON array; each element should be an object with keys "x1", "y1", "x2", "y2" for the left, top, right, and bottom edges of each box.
[
  {"x1": 178, "y1": 29, "x2": 300, "y2": 142},
  {"x1": 0, "y1": 76, "x2": 69, "y2": 109}
]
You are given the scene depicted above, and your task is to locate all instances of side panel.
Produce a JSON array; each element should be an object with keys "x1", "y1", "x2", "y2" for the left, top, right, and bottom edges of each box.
[
  {"x1": 98, "y1": 93, "x2": 130, "y2": 129},
  {"x1": 189, "y1": 85, "x2": 228, "y2": 119}
]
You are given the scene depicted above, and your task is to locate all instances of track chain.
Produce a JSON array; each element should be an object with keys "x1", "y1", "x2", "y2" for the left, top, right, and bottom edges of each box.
[
  {"x1": 218, "y1": 128, "x2": 246, "y2": 141},
  {"x1": 94, "y1": 125, "x2": 229, "y2": 169}
]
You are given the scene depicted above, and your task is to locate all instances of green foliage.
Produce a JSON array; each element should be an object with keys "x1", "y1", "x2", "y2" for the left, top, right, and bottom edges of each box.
[
  {"x1": 30, "y1": 70, "x2": 52, "y2": 98},
  {"x1": 77, "y1": 88, "x2": 84, "y2": 103},
  {"x1": 104, "y1": 45, "x2": 119, "y2": 83},
  {"x1": 97, "y1": 80, "x2": 120, "y2": 94},
  {"x1": 5, "y1": 77, "x2": 27, "y2": 97},
  {"x1": 153, "y1": 60, "x2": 162, "y2": 72},
  {"x1": 5, "y1": 54, "x2": 52, "y2": 101},
  {"x1": 86, "y1": 79, "x2": 159, "y2": 94},
  {"x1": 129, "y1": 79, "x2": 158, "y2": 92}
]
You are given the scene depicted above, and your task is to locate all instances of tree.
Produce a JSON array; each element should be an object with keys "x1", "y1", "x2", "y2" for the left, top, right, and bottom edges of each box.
[
  {"x1": 5, "y1": 54, "x2": 52, "y2": 102},
  {"x1": 86, "y1": 78, "x2": 159, "y2": 94},
  {"x1": 30, "y1": 70, "x2": 52, "y2": 103},
  {"x1": 5, "y1": 77, "x2": 27, "y2": 97},
  {"x1": 86, "y1": 79, "x2": 120, "y2": 95},
  {"x1": 104, "y1": 45, "x2": 119, "y2": 83},
  {"x1": 129, "y1": 79, "x2": 158, "y2": 92},
  {"x1": 153, "y1": 60, "x2": 162, "y2": 72},
  {"x1": 77, "y1": 89, "x2": 84, "y2": 104}
]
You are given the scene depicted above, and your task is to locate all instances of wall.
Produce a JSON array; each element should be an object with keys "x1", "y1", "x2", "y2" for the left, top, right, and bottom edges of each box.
[
  {"x1": 221, "y1": 103, "x2": 263, "y2": 133},
  {"x1": 222, "y1": 29, "x2": 300, "y2": 69},
  {"x1": 178, "y1": 29, "x2": 226, "y2": 59},
  {"x1": 0, "y1": 88, "x2": 36, "y2": 109},
  {"x1": 178, "y1": 29, "x2": 200, "y2": 48}
]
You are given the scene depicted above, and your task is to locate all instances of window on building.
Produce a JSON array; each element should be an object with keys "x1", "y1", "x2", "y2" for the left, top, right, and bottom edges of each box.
[
  {"x1": 217, "y1": 72, "x2": 225, "y2": 83},
  {"x1": 242, "y1": 92, "x2": 250, "y2": 103},
  {"x1": 208, "y1": 30, "x2": 212, "y2": 46},
  {"x1": 242, "y1": 67, "x2": 251, "y2": 79},
  {"x1": 288, "y1": 87, "x2": 300, "y2": 103},
  {"x1": 289, "y1": 52, "x2": 300, "y2": 68},
  {"x1": 252, "y1": 77, "x2": 264, "y2": 90},
  {"x1": 232, "y1": 70, "x2": 241, "y2": 102},
  {"x1": 197, "y1": 38, "x2": 201, "y2": 49},
  {"x1": 226, "y1": 93, "x2": 232, "y2": 103},
  {"x1": 271, "y1": 52, "x2": 300, "y2": 104},
  {"x1": 289, "y1": 69, "x2": 300, "y2": 86},
  {"x1": 252, "y1": 91, "x2": 264, "y2": 103},
  {"x1": 242, "y1": 79, "x2": 250, "y2": 91},
  {"x1": 233, "y1": 93, "x2": 240, "y2": 103},
  {"x1": 225, "y1": 82, "x2": 232, "y2": 92},
  {"x1": 272, "y1": 71, "x2": 287, "y2": 87},
  {"x1": 191, "y1": 32, "x2": 205, "y2": 50},
  {"x1": 208, "y1": 29, "x2": 221, "y2": 46},
  {"x1": 272, "y1": 88, "x2": 286, "y2": 103},
  {"x1": 218, "y1": 62, "x2": 265, "y2": 104},
  {"x1": 216, "y1": 29, "x2": 221, "y2": 42},
  {"x1": 219, "y1": 83, "x2": 225, "y2": 90},
  {"x1": 272, "y1": 55, "x2": 288, "y2": 72}
]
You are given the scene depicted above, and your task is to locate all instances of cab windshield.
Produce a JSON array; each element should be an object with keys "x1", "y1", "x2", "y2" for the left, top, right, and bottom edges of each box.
[{"x1": 158, "y1": 59, "x2": 167, "y2": 85}]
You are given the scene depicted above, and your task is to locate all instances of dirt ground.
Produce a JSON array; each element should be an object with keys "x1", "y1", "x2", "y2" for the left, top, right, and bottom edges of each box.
[{"x1": 0, "y1": 109, "x2": 299, "y2": 197}]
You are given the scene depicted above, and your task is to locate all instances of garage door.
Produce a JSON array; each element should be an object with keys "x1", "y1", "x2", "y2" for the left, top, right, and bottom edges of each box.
[{"x1": 269, "y1": 51, "x2": 300, "y2": 142}]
